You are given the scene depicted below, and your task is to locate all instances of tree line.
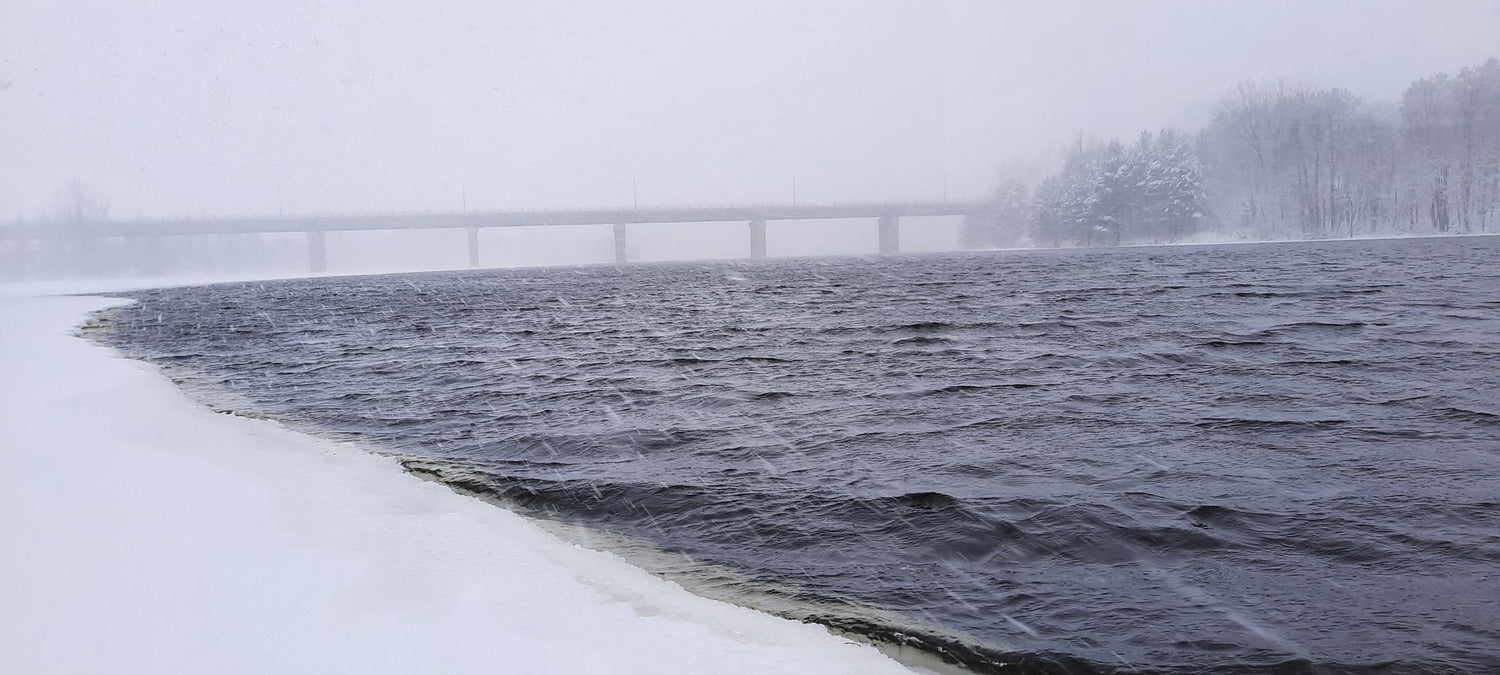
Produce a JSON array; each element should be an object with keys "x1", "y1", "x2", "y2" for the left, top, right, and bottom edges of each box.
[{"x1": 964, "y1": 58, "x2": 1500, "y2": 248}]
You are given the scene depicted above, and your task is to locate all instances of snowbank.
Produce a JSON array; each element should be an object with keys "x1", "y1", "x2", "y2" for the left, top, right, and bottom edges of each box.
[{"x1": 0, "y1": 294, "x2": 914, "y2": 675}]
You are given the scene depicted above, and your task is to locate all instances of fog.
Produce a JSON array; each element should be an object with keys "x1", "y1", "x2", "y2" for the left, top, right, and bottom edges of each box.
[
  {"x1": 7, "y1": 6, "x2": 1500, "y2": 671},
  {"x1": 3, "y1": 1, "x2": 1498, "y2": 276}
]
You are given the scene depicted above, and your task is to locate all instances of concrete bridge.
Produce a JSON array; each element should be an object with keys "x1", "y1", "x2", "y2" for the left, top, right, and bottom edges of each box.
[{"x1": 7, "y1": 200, "x2": 991, "y2": 272}]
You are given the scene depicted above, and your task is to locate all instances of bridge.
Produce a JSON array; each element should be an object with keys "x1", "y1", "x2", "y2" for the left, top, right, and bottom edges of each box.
[{"x1": 6, "y1": 200, "x2": 991, "y2": 272}]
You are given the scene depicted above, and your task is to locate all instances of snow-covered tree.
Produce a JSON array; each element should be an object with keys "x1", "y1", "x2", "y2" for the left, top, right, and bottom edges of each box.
[
  {"x1": 1200, "y1": 82, "x2": 1403, "y2": 239},
  {"x1": 1030, "y1": 132, "x2": 1205, "y2": 246},
  {"x1": 1003, "y1": 59, "x2": 1498, "y2": 245},
  {"x1": 1401, "y1": 59, "x2": 1500, "y2": 233}
]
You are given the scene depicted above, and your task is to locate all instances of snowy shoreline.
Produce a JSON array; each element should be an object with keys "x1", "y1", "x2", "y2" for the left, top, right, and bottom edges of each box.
[{"x1": 0, "y1": 293, "x2": 918, "y2": 674}]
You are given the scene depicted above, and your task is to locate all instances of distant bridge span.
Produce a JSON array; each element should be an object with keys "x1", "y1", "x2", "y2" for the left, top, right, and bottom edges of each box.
[{"x1": 9, "y1": 200, "x2": 992, "y2": 271}]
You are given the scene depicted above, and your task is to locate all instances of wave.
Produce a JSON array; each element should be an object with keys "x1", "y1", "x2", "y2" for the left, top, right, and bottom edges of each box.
[
  {"x1": 403, "y1": 458, "x2": 1491, "y2": 673},
  {"x1": 1190, "y1": 417, "x2": 1349, "y2": 431}
]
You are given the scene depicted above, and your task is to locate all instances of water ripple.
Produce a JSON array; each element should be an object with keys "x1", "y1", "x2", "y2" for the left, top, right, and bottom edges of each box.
[{"x1": 105, "y1": 237, "x2": 1500, "y2": 674}]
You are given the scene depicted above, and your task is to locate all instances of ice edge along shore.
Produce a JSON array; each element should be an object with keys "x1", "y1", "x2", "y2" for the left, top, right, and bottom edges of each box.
[{"x1": 0, "y1": 293, "x2": 917, "y2": 675}]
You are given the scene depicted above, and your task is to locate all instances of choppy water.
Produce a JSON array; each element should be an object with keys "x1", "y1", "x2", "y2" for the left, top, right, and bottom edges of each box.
[{"x1": 104, "y1": 237, "x2": 1500, "y2": 674}]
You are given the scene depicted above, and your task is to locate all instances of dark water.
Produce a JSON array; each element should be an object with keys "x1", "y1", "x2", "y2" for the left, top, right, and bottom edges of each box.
[{"x1": 104, "y1": 237, "x2": 1500, "y2": 674}]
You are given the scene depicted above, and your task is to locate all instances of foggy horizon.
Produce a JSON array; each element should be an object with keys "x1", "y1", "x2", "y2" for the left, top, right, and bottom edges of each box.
[{"x1": 5, "y1": 0, "x2": 1500, "y2": 223}]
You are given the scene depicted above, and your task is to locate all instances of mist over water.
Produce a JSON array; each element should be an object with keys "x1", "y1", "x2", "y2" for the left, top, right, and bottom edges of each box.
[{"x1": 104, "y1": 236, "x2": 1500, "y2": 674}]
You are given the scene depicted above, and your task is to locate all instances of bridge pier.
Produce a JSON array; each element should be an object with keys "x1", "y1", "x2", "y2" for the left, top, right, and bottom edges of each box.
[
  {"x1": 467, "y1": 227, "x2": 480, "y2": 268},
  {"x1": 613, "y1": 223, "x2": 628, "y2": 263},
  {"x1": 749, "y1": 219, "x2": 766, "y2": 258},
  {"x1": 307, "y1": 231, "x2": 327, "y2": 273},
  {"x1": 878, "y1": 214, "x2": 900, "y2": 254}
]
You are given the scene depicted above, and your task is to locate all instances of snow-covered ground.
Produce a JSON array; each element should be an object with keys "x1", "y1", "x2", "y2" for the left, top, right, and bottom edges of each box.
[{"x1": 0, "y1": 292, "x2": 916, "y2": 675}]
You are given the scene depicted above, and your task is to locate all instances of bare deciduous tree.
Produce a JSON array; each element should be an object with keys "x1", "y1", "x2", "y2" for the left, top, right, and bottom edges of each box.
[{"x1": 50, "y1": 180, "x2": 110, "y2": 225}]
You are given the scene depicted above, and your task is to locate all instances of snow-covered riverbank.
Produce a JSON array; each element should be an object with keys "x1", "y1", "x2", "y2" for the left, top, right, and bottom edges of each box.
[{"x1": 0, "y1": 293, "x2": 914, "y2": 675}]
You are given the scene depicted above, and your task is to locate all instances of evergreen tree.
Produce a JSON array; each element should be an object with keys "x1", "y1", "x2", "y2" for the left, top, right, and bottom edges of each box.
[{"x1": 1029, "y1": 132, "x2": 1204, "y2": 246}]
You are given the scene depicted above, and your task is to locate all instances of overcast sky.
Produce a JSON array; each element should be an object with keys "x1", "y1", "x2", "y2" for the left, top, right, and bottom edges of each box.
[{"x1": 3, "y1": 0, "x2": 1499, "y2": 222}]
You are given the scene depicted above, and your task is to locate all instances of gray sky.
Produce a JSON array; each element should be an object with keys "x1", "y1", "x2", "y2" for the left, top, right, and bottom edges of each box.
[{"x1": 3, "y1": 0, "x2": 1499, "y2": 222}]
